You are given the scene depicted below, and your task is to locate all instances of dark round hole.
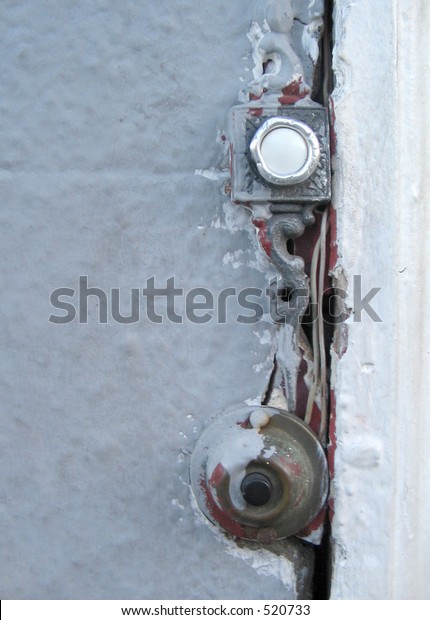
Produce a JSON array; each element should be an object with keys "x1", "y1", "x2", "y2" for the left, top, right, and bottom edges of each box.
[{"x1": 241, "y1": 472, "x2": 272, "y2": 507}]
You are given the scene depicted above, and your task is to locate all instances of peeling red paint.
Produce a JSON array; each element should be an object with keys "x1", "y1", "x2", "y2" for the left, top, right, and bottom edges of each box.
[
  {"x1": 252, "y1": 218, "x2": 272, "y2": 257},
  {"x1": 202, "y1": 465, "x2": 246, "y2": 539},
  {"x1": 236, "y1": 419, "x2": 249, "y2": 429},
  {"x1": 248, "y1": 92, "x2": 264, "y2": 117},
  {"x1": 208, "y1": 462, "x2": 225, "y2": 488},
  {"x1": 278, "y1": 78, "x2": 310, "y2": 105},
  {"x1": 309, "y1": 402, "x2": 322, "y2": 437},
  {"x1": 297, "y1": 505, "x2": 326, "y2": 539}
]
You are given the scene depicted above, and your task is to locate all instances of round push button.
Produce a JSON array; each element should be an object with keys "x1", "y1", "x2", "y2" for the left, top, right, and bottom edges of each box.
[
  {"x1": 249, "y1": 117, "x2": 320, "y2": 186},
  {"x1": 260, "y1": 127, "x2": 308, "y2": 176}
]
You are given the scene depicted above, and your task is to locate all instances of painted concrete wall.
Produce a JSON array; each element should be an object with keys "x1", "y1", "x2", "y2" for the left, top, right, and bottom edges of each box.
[
  {"x1": 0, "y1": 0, "x2": 324, "y2": 600},
  {"x1": 331, "y1": 0, "x2": 430, "y2": 600}
]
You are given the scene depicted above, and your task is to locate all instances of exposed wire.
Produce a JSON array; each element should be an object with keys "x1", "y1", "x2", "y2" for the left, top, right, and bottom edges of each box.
[
  {"x1": 304, "y1": 234, "x2": 321, "y2": 425},
  {"x1": 304, "y1": 208, "x2": 330, "y2": 442},
  {"x1": 318, "y1": 209, "x2": 329, "y2": 441}
]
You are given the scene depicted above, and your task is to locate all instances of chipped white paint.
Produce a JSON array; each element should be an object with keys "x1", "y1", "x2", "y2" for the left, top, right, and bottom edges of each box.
[
  {"x1": 206, "y1": 419, "x2": 265, "y2": 511},
  {"x1": 263, "y1": 446, "x2": 277, "y2": 460},
  {"x1": 222, "y1": 249, "x2": 246, "y2": 269},
  {"x1": 301, "y1": 18, "x2": 323, "y2": 63},
  {"x1": 189, "y1": 490, "x2": 299, "y2": 598},
  {"x1": 194, "y1": 167, "x2": 230, "y2": 181},
  {"x1": 254, "y1": 328, "x2": 274, "y2": 346},
  {"x1": 228, "y1": 546, "x2": 298, "y2": 596},
  {"x1": 331, "y1": 0, "x2": 430, "y2": 599}
]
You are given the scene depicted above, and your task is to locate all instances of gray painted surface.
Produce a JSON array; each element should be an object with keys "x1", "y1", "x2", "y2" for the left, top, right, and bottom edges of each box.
[{"x1": 0, "y1": 1, "x2": 319, "y2": 599}]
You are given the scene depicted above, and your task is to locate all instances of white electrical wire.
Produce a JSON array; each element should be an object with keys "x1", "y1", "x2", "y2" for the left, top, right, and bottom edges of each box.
[
  {"x1": 304, "y1": 234, "x2": 321, "y2": 425},
  {"x1": 304, "y1": 208, "x2": 330, "y2": 441},
  {"x1": 318, "y1": 208, "x2": 329, "y2": 441}
]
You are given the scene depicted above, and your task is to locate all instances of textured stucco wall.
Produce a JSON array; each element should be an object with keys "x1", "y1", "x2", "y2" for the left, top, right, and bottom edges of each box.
[{"x1": 0, "y1": 0, "x2": 323, "y2": 600}]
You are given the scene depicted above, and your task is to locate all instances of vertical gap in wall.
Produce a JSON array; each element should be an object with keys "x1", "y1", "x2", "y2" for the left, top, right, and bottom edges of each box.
[{"x1": 311, "y1": 0, "x2": 334, "y2": 602}]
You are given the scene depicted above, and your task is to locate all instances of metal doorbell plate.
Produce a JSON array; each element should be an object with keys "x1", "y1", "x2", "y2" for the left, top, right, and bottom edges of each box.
[{"x1": 229, "y1": 102, "x2": 331, "y2": 205}]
